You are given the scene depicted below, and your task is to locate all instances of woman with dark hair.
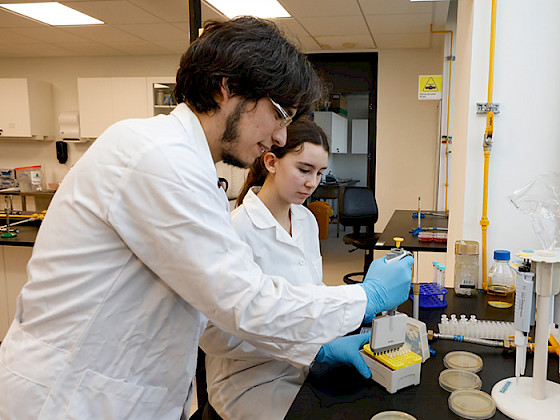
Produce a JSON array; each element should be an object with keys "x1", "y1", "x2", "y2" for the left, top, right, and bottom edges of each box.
[{"x1": 199, "y1": 118, "x2": 371, "y2": 420}]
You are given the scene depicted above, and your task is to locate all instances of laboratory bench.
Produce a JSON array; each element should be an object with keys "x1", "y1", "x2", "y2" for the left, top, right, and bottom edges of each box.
[
  {"x1": 0, "y1": 215, "x2": 41, "y2": 247},
  {"x1": 286, "y1": 290, "x2": 559, "y2": 420}
]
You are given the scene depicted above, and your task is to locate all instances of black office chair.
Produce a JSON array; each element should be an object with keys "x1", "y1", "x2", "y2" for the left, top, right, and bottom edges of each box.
[{"x1": 338, "y1": 186, "x2": 381, "y2": 284}]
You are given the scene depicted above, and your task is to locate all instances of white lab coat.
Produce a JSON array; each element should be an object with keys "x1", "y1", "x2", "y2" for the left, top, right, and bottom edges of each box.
[
  {"x1": 200, "y1": 188, "x2": 326, "y2": 420},
  {"x1": 0, "y1": 104, "x2": 366, "y2": 420}
]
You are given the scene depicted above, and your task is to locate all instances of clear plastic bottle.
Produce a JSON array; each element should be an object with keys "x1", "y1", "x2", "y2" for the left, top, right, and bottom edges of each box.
[
  {"x1": 487, "y1": 250, "x2": 516, "y2": 308},
  {"x1": 454, "y1": 240, "x2": 479, "y2": 297}
]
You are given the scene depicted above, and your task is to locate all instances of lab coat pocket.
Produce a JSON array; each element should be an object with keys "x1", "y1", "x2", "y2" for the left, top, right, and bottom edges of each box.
[{"x1": 63, "y1": 369, "x2": 167, "y2": 420}]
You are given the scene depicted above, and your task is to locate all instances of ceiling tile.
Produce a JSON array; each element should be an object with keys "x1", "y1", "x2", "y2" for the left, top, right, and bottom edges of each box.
[
  {"x1": 149, "y1": 39, "x2": 190, "y2": 54},
  {"x1": 373, "y1": 33, "x2": 430, "y2": 48},
  {"x1": 109, "y1": 40, "x2": 177, "y2": 55},
  {"x1": 0, "y1": 28, "x2": 37, "y2": 43},
  {"x1": 298, "y1": 15, "x2": 369, "y2": 37},
  {"x1": 0, "y1": 42, "x2": 76, "y2": 57},
  {"x1": 0, "y1": 8, "x2": 47, "y2": 28},
  {"x1": 366, "y1": 13, "x2": 431, "y2": 34},
  {"x1": 279, "y1": 0, "x2": 361, "y2": 17},
  {"x1": 117, "y1": 23, "x2": 187, "y2": 42},
  {"x1": 314, "y1": 34, "x2": 376, "y2": 50},
  {"x1": 295, "y1": 36, "x2": 322, "y2": 52},
  {"x1": 127, "y1": 0, "x2": 189, "y2": 22},
  {"x1": 62, "y1": 25, "x2": 145, "y2": 43},
  {"x1": 272, "y1": 18, "x2": 310, "y2": 39},
  {"x1": 63, "y1": 1, "x2": 164, "y2": 24},
  {"x1": 358, "y1": 0, "x2": 432, "y2": 15},
  {"x1": 57, "y1": 41, "x2": 129, "y2": 55},
  {"x1": 11, "y1": 26, "x2": 91, "y2": 43}
]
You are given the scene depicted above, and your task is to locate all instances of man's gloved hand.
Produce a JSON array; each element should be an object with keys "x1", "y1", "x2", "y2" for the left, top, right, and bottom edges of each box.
[
  {"x1": 359, "y1": 255, "x2": 414, "y2": 322},
  {"x1": 315, "y1": 333, "x2": 371, "y2": 378}
]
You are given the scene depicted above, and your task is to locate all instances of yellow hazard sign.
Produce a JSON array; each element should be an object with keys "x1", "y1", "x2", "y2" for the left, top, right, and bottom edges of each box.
[{"x1": 418, "y1": 75, "x2": 442, "y2": 100}]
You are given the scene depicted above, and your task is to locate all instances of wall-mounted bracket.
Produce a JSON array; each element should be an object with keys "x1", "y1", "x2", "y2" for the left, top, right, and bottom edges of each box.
[{"x1": 477, "y1": 102, "x2": 500, "y2": 114}]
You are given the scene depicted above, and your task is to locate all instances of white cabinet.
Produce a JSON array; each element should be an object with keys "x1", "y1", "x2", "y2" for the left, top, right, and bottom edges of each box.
[
  {"x1": 351, "y1": 119, "x2": 368, "y2": 154},
  {"x1": 77, "y1": 77, "x2": 149, "y2": 138},
  {"x1": 0, "y1": 246, "x2": 33, "y2": 340},
  {"x1": 314, "y1": 111, "x2": 347, "y2": 153},
  {"x1": 0, "y1": 78, "x2": 54, "y2": 139},
  {"x1": 147, "y1": 77, "x2": 177, "y2": 116}
]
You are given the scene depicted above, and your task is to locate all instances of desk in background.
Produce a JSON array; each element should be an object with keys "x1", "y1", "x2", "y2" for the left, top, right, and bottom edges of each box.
[
  {"x1": 375, "y1": 210, "x2": 448, "y2": 283},
  {"x1": 286, "y1": 291, "x2": 559, "y2": 420},
  {"x1": 311, "y1": 179, "x2": 359, "y2": 237}
]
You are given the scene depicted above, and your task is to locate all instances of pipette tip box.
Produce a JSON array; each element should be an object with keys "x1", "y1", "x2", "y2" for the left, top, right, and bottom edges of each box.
[{"x1": 360, "y1": 344, "x2": 421, "y2": 394}]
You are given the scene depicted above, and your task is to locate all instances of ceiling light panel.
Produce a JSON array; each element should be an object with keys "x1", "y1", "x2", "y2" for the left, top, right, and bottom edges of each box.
[
  {"x1": 205, "y1": 0, "x2": 290, "y2": 18},
  {"x1": 0, "y1": 2, "x2": 103, "y2": 26}
]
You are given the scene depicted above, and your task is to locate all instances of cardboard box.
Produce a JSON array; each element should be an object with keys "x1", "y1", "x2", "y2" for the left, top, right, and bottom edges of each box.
[{"x1": 328, "y1": 93, "x2": 348, "y2": 116}]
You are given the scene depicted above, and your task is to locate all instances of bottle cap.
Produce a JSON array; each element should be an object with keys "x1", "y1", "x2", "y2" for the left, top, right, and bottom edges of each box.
[
  {"x1": 493, "y1": 250, "x2": 510, "y2": 260},
  {"x1": 448, "y1": 390, "x2": 496, "y2": 419},
  {"x1": 370, "y1": 411, "x2": 417, "y2": 420},
  {"x1": 439, "y1": 369, "x2": 482, "y2": 392},
  {"x1": 443, "y1": 351, "x2": 483, "y2": 373},
  {"x1": 455, "y1": 240, "x2": 479, "y2": 255}
]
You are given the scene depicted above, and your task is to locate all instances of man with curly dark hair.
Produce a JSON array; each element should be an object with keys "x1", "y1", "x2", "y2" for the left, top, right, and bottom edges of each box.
[{"x1": 0, "y1": 17, "x2": 412, "y2": 419}]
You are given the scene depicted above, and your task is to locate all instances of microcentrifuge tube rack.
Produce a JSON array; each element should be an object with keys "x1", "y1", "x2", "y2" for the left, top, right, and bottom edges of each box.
[{"x1": 438, "y1": 314, "x2": 514, "y2": 340}]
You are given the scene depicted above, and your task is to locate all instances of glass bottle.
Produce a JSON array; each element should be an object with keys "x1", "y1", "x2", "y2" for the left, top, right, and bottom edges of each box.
[
  {"x1": 454, "y1": 240, "x2": 479, "y2": 297},
  {"x1": 487, "y1": 250, "x2": 516, "y2": 308}
]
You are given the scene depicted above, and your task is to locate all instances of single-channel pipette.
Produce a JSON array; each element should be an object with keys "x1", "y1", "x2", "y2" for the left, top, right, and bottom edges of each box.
[{"x1": 514, "y1": 258, "x2": 535, "y2": 383}]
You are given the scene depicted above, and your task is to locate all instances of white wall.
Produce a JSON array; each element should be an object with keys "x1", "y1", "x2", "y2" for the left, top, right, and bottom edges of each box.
[
  {"x1": 447, "y1": 0, "x2": 560, "y2": 286},
  {"x1": 376, "y1": 47, "x2": 443, "y2": 230},
  {"x1": 0, "y1": 55, "x2": 179, "y2": 186}
]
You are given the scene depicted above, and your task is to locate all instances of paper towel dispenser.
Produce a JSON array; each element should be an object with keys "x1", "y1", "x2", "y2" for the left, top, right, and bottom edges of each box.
[{"x1": 58, "y1": 111, "x2": 87, "y2": 142}]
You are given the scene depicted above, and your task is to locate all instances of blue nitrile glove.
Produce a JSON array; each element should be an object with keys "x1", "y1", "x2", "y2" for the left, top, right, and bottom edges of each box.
[
  {"x1": 359, "y1": 255, "x2": 414, "y2": 322},
  {"x1": 315, "y1": 333, "x2": 371, "y2": 379}
]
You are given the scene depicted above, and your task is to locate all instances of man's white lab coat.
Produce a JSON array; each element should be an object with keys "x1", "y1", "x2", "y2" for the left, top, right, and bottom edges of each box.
[
  {"x1": 0, "y1": 104, "x2": 366, "y2": 419},
  {"x1": 201, "y1": 188, "x2": 326, "y2": 419}
]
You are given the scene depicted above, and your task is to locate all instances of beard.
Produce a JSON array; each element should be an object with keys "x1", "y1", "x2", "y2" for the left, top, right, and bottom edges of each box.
[{"x1": 220, "y1": 99, "x2": 255, "y2": 169}]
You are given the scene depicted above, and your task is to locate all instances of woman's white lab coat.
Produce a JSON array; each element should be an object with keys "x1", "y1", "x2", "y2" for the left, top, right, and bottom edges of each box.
[
  {"x1": 200, "y1": 188, "x2": 326, "y2": 419},
  {"x1": 0, "y1": 104, "x2": 366, "y2": 420}
]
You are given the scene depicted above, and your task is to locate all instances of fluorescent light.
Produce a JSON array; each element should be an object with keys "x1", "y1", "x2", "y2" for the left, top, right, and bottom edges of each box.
[
  {"x1": 0, "y1": 2, "x2": 103, "y2": 26},
  {"x1": 205, "y1": 0, "x2": 290, "y2": 19}
]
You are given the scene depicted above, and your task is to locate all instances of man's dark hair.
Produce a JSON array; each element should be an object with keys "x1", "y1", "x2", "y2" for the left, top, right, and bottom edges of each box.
[{"x1": 174, "y1": 16, "x2": 325, "y2": 119}]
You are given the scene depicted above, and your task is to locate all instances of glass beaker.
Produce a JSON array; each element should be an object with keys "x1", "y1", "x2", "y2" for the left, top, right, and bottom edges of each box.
[
  {"x1": 487, "y1": 250, "x2": 516, "y2": 308},
  {"x1": 454, "y1": 240, "x2": 479, "y2": 297}
]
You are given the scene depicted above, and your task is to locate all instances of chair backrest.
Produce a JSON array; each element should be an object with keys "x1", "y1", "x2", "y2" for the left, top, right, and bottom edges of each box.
[{"x1": 338, "y1": 186, "x2": 378, "y2": 228}]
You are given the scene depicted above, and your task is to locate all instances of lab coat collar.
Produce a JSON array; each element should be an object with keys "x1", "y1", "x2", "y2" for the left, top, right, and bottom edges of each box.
[
  {"x1": 243, "y1": 188, "x2": 306, "y2": 245},
  {"x1": 171, "y1": 103, "x2": 219, "y2": 184}
]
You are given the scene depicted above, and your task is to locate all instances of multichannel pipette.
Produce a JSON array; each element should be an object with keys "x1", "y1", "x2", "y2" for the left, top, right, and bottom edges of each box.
[
  {"x1": 514, "y1": 257, "x2": 535, "y2": 382},
  {"x1": 369, "y1": 238, "x2": 413, "y2": 354}
]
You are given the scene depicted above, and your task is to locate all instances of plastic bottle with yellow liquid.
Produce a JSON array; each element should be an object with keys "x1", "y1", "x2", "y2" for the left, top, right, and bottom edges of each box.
[{"x1": 487, "y1": 250, "x2": 516, "y2": 308}]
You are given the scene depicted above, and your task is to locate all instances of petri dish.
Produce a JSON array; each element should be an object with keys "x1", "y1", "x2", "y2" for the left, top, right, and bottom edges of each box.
[
  {"x1": 371, "y1": 411, "x2": 417, "y2": 420},
  {"x1": 439, "y1": 369, "x2": 482, "y2": 392},
  {"x1": 443, "y1": 351, "x2": 483, "y2": 373},
  {"x1": 448, "y1": 389, "x2": 496, "y2": 419}
]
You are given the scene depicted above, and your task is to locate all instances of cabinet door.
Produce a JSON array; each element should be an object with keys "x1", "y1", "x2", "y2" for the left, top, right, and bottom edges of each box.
[
  {"x1": 112, "y1": 77, "x2": 149, "y2": 122},
  {"x1": 331, "y1": 112, "x2": 347, "y2": 153},
  {"x1": 0, "y1": 79, "x2": 33, "y2": 137},
  {"x1": 314, "y1": 111, "x2": 348, "y2": 154},
  {"x1": 0, "y1": 246, "x2": 9, "y2": 339},
  {"x1": 0, "y1": 246, "x2": 33, "y2": 340},
  {"x1": 78, "y1": 77, "x2": 149, "y2": 139},
  {"x1": 351, "y1": 119, "x2": 368, "y2": 154},
  {"x1": 78, "y1": 78, "x2": 113, "y2": 138}
]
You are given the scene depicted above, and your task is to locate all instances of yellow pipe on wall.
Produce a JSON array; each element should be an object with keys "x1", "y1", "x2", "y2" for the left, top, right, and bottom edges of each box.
[
  {"x1": 480, "y1": 0, "x2": 498, "y2": 290},
  {"x1": 430, "y1": 25, "x2": 454, "y2": 212}
]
